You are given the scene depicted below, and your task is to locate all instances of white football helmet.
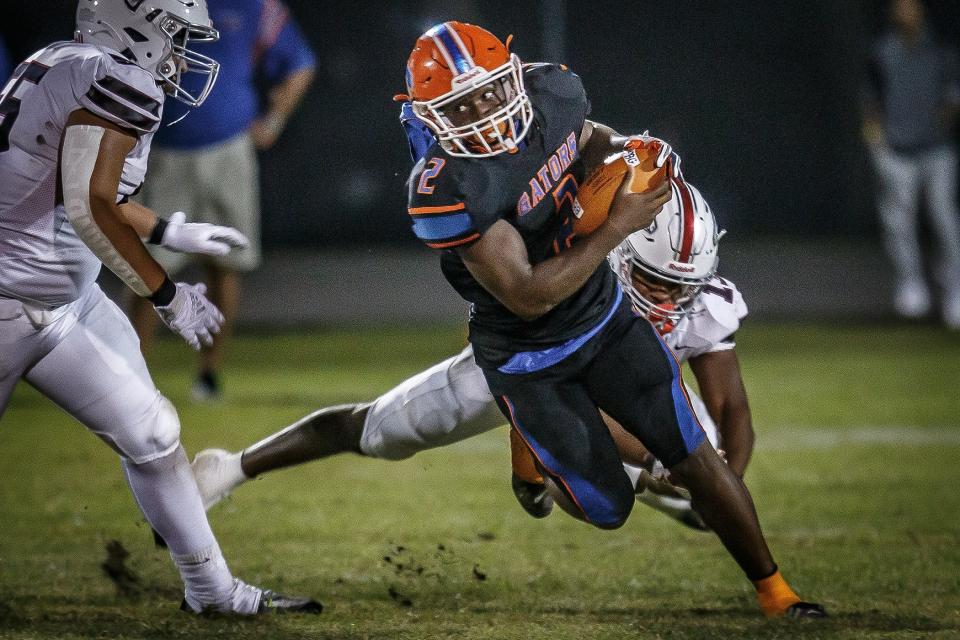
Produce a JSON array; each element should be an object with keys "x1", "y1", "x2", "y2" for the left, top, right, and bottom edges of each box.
[
  {"x1": 611, "y1": 178, "x2": 725, "y2": 328},
  {"x1": 75, "y1": 0, "x2": 219, "y2": 107}
]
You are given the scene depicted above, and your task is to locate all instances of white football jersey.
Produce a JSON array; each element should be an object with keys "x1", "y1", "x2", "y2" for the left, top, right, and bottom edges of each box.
[
  {"x1": 0, "y1": 42, "x2": 164, "y2": 306},
  {"x1": 662, "y1": 275, "x2": 747, "y2": 363}
]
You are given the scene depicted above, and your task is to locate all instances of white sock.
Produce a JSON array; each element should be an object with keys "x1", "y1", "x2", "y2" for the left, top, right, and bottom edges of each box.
[
  {"x1": 222, "y1": 450, "x2": 248, "y2": 484},
  {"x1": 173, "y1": 545, "x2": 237, "y2": 611},
  {"x1": 122, "y1": 445, "x2": 240, "y2": 609}
]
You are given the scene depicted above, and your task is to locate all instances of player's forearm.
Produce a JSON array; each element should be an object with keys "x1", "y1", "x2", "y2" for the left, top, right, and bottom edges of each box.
[
  {"x1": 719, "y1": 408, "x2": 754, "y2": 477},
  {"x1": 88, "y1": 194, "x2": 168, "y2": 294},
  {"x1": 519, "y1": 220, "x2": 632, "y2": 317},
  {"x1": 118, "y1": 199, "x2": 161, "y2": 239}
]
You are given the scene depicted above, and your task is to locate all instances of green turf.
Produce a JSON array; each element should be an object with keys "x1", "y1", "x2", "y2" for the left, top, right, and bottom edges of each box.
[{"x1": 1, "y1": 323, "x2": 958, "y2": 639}]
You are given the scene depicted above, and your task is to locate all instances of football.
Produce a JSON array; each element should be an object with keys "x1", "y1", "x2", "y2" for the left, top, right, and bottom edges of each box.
[{"x1": 573, "y1": 138, "x2": 669, "y2": 236}]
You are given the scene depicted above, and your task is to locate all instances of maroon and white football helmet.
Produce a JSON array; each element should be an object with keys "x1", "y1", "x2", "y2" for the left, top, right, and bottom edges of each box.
[{"x1": 611, "y1": 178, "x2": 725, "y2": 328}]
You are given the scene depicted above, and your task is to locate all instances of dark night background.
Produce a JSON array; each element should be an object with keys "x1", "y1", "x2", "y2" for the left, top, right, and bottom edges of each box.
[{"x1": 3, "y1": 1, "x2": 959, "y2": 252}]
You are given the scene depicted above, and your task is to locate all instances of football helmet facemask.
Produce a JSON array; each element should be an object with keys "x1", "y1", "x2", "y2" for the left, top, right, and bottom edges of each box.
[
  {"x1": 75, "y1": 0, "x2": 220, "y2": 107},
  {"x1": 402, "y1": 21, "x2": 533, "y2": 158},
  {"x1": 612, "y1": 179, "x2": 725, "y2": 331}
]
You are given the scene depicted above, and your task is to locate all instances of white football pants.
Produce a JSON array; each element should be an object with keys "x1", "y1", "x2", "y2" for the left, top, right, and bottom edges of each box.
[
  {"x1": 0, "y1": 284, "x2": 177, "y2": 461},
  {"x1": 0, "y1": 284, "x2": 236, "y2": 605}
]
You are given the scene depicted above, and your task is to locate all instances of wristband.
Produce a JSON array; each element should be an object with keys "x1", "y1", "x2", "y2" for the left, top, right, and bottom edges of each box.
[
  {"x1": 147, "y1": 217, "x2": 169, "y2": 245},
  {"x1": 147, "y1": 276, "x2": 176, "y2": 306}
]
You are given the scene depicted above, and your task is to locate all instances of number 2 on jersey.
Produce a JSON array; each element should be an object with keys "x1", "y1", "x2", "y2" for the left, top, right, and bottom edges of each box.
[{"x1": 417, "y1": 158, "x2": 446, "y2": 195}]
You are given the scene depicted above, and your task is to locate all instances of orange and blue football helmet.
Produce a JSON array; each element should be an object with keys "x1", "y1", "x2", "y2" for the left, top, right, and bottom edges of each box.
[{"x1": 400, "y1": 21, "x2": 533, "y2": 158}]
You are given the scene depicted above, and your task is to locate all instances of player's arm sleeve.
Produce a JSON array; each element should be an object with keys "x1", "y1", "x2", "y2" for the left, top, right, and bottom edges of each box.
[
  {"x1": 60, "y1": 113, "x2": 169, "y2": 301},
  {"x1": 75, "y1": 53, "x2": 163, "y2": 135},
  {"x1": 408, "y1": 200, "x2": 484, "y2": 250},
  {"x1": 700, "y1": 279, "x2": 746, "y2": 355},
  {"x1": 257, "y1": 0, "x2": 317, "y2": 83}
]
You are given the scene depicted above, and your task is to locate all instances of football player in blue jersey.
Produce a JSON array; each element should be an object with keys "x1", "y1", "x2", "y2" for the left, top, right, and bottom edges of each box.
[{"x1": 400, "y1": 22, "x2": 825, "y2": 619}]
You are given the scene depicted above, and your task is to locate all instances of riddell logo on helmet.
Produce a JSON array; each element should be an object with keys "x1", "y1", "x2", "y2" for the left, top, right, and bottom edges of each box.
[
  {"x1": 667, "y1": 262, "x2": 696, "y2": 273},
  {"x1": 451, "y1": 67, "x2": 487, "y2": 88}
]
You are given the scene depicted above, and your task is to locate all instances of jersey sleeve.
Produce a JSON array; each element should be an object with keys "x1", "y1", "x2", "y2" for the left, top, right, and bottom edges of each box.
[
  {"x1": 75, "y1": 52, "x2": 164, "y2": 134},
  {"x1": 697, "y1": 276, "x2": 747, "y2": 355},
  {"x1": 523, "y1": 62, "x2": 591, "y2": 121},
  {"x1": 406, "y1": 156, "x2": 497, "y2": 250}
]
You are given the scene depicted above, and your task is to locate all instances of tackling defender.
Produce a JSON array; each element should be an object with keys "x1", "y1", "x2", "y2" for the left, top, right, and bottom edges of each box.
[
  {"x1": 0, "y1": 0, "x2": 319, "y2": 615},
  {"x1": 190, "y1": 20, "x2": 823, "y2": 619}
]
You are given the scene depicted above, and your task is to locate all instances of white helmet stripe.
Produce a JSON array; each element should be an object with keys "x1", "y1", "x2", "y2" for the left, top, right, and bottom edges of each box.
[
  {"x1": 672, "y1": 176, "x2": 697, "y2": 263},
  {"x1": 427, "y1": 23, "x2": 475, "y2": 75}
]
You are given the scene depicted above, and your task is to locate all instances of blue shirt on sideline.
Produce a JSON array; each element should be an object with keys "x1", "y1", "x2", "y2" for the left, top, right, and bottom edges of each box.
[{"x1": 155, "y1": 0, "x2": 315, "y2": 150}]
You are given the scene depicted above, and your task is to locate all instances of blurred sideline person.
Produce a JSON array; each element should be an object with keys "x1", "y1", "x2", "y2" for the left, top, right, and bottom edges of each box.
[
  {"x1": 863, "y1": 0, "x2": 960, "y2": 328},
  {"x1": 130, "y1": 0, "x2": 315, "y2": 401},
  {"x1": 0, "y1": 0, "x2": 319, "y2": 615},
  {"x1": 191, "y1": 178, "x2": 754, "y2": 532}
]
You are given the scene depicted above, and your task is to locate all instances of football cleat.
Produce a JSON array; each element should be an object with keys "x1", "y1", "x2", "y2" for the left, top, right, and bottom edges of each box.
[
  {"x1": 191, "y1": 448, "x2": 248, "y2": 511},
  {"x1": 179, "y1": 595, "x2": 323, "y2": 616},
  {"x1": 786, "y1": 601, "x2": 828, "y2": 619},
  {"x1": 511, "y1": 473, "x2": 554, "y2": 519},
  {"x1": 256, "y1": 589, "x2": 324, "y2": 614},
  {"x1": 180, "y1": 578, "x2": 322, "y2": 615}
]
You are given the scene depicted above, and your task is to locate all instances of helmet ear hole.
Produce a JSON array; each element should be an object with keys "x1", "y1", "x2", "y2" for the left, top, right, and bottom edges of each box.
[{"x1": 123, "y1": 27, "x2": 149, "y2": 43}]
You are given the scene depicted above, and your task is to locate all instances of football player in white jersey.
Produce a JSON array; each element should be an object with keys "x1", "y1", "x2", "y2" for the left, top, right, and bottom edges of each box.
[
  {"x1": 191, "y1": 175, "x2": 750, "y2": 519},
  {"x1": 0, "y1": 0, "x2": 319, "y2": 615}
]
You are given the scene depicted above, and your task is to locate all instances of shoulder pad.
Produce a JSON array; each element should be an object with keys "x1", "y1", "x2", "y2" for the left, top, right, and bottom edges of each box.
[
  {"x1": 77, "y1": 48, "x2": 163, "y2": 134},
  {"x1": 690, "y1": 276, "x2": 746, "y2": 345}
]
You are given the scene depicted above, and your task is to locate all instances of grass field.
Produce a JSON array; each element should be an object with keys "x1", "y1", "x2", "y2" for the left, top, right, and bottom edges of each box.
[{"x1": 1, "y1": 322, "x2": 958, "y2": 639}]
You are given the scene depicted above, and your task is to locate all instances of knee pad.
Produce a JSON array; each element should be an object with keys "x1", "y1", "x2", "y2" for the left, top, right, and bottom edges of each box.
[{"x1": 113, "y1": 393, "x2": 181, "y2": 465}]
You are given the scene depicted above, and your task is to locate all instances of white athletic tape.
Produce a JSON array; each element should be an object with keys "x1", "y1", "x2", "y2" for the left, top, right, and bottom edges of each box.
[{"x1": 62, "y1": 125, "x2": 151, "y2": 296}]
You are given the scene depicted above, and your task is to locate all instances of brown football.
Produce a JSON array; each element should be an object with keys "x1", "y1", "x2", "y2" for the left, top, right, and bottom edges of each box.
[{"x1": 573, "y1": 139, "x2": 668, "y2": 236}]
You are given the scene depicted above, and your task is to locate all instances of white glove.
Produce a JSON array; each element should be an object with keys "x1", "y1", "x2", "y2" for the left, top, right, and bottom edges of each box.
[
  {"x1": 153, "y1": 282, "x2": 224, "y2": 351},
  {"x1": 160, "y1": 211, "x2": 249, "y2": 256},
  {"x1": 631, "y1": 131, "x2": 683, "y2": 179}
]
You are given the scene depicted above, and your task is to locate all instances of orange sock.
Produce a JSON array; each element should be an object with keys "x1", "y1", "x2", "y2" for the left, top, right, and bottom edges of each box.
[
  {"x1": 753, "y1": 569, "x2": 801, "y2": 617},
  {"x1": 510, "y1": 428, "x2": 543, "y2": 484}
]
